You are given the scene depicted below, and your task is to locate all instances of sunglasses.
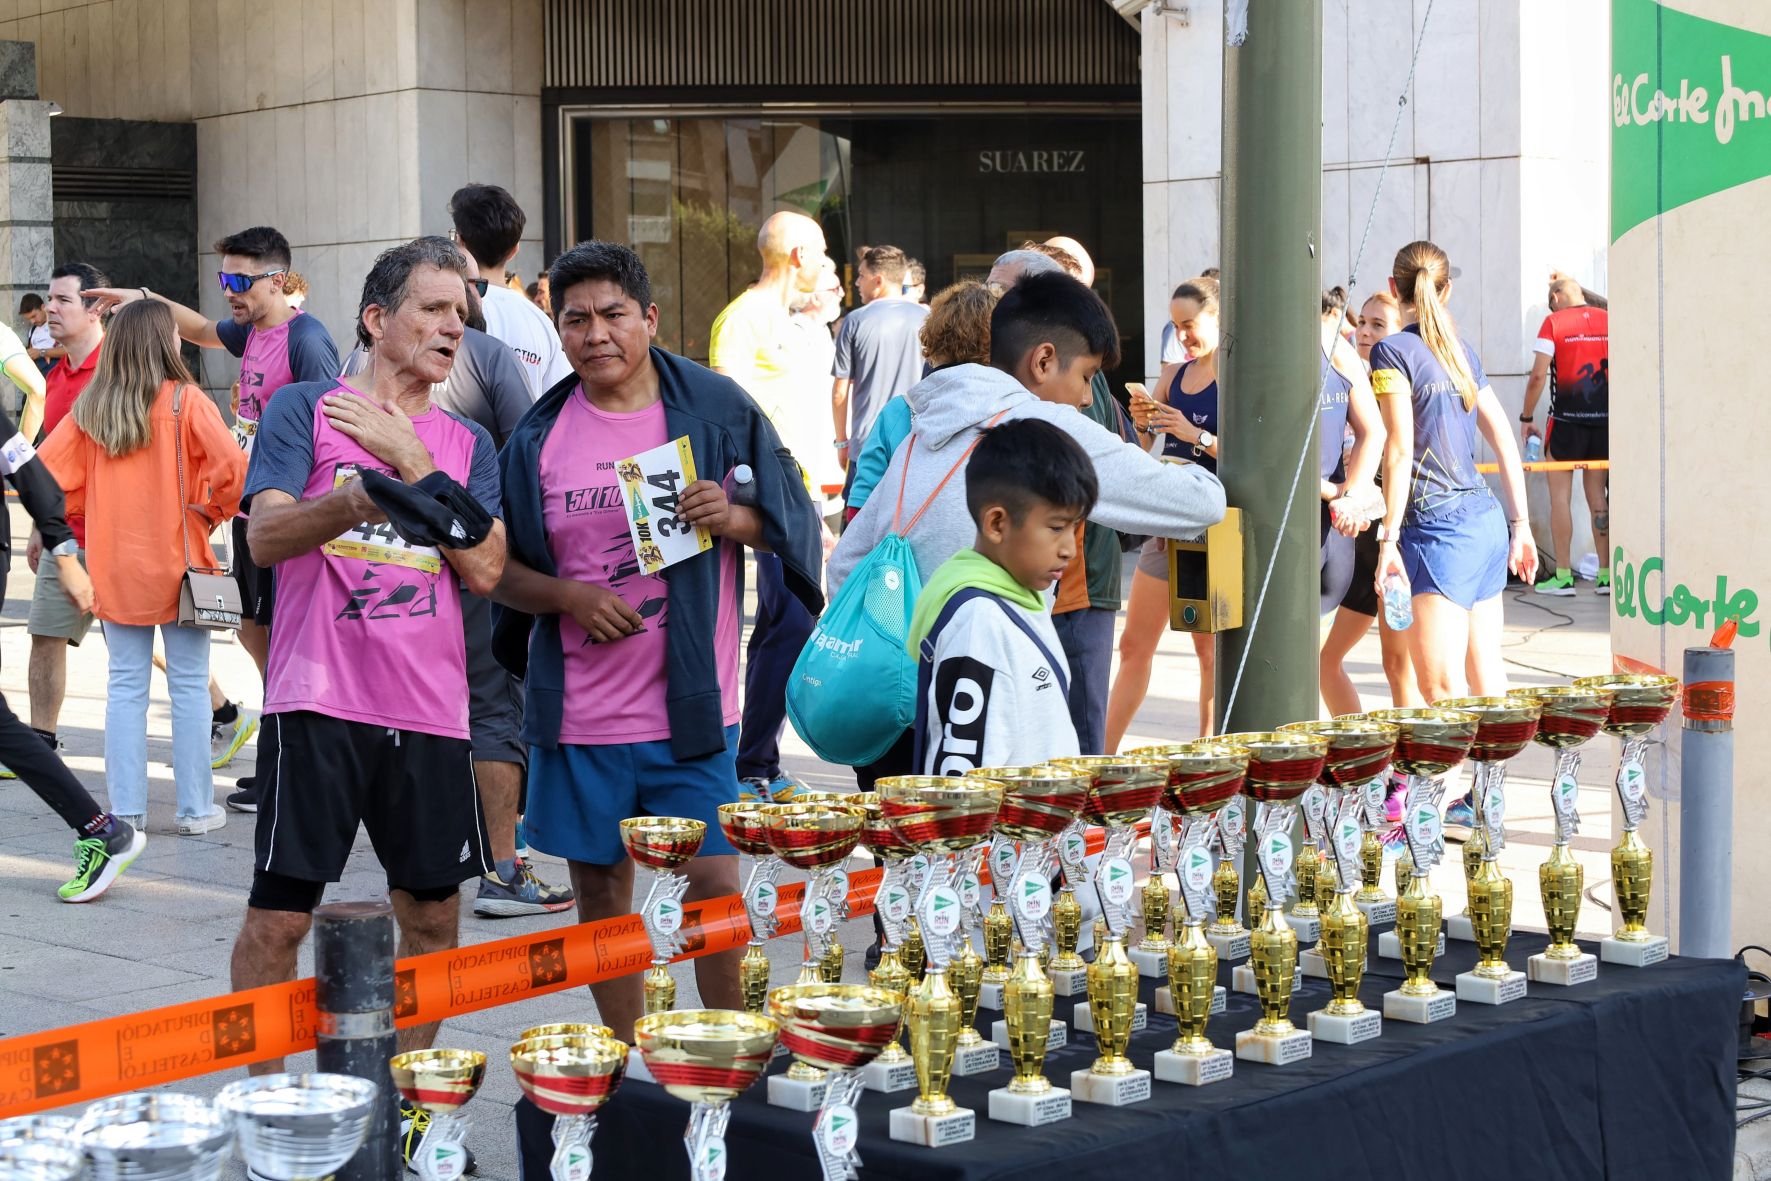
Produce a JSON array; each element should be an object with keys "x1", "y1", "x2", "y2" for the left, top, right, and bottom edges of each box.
[
  {"x1": 469, "y1": 278, "x2": 489, "y2": 297},
  {"x1": 217, "y1": 269, "x2": 285, "y2": 295}
]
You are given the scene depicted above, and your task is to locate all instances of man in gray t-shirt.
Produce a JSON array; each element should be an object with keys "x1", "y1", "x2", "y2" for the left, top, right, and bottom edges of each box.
[{"x1": 831, "y1": 245, "x2": 929, "y2": 496}]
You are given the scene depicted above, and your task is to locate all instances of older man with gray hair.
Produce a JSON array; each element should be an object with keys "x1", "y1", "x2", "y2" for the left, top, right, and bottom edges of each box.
[{"x1": 986, "y1": 247, "x2": 1065, "y2": 289}]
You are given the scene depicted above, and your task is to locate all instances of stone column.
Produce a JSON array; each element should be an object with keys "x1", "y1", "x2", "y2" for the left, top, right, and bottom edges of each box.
[{"x1": 0, "y1": 41, "x2": 51, "y2": 329}]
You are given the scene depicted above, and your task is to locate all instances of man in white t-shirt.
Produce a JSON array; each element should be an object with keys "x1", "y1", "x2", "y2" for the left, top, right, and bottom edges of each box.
[{"x1": 448, "y1": 184, "x2": 573, "y2": 401}]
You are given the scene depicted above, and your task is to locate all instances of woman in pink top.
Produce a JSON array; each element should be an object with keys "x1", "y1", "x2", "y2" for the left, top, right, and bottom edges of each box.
[{"x1": 41, "y1": 301, "x2": 246, "y2": 835}]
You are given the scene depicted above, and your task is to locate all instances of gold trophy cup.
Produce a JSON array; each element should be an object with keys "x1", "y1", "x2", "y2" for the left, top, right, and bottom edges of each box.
[
  {"x1": 634, "y1": 1009, "x2": 779, "y2": 1181},
  {"x1": 1048, "y1": 818, "x2": 1093, "y2": 995},
  {"x1": 768, "y1": 983, "x2": 905, "y2": 1181},
  {"x1": 718, "y1": 802, "x2": 784, "y2": 1016},
  {"x1": 389, "y1": 1049, "x2": 487, "y2": 1181},
  {"x1": 1575, "y1": 674, "x2": 1680, "y2": 967},
  {"x1": 510, "y1": 1033, "x2": 626, "y2": 1181},
  {"x1": 618, "y1": 817, "x2": 707, "y2": 1016},
  {"x1": 852, "y1": 795, "x2": 921, "y2": 1093},
  {"x1": 877, "y1": 775, "x2": 1004, "y2": 1147},
  {"x1": 1206, "y1": 791, "x2": 1252, "y2": 961}
]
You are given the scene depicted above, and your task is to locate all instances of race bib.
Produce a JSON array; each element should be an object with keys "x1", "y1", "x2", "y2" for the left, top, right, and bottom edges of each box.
[
  {"x1": 616, "y1": 436, "x2": 713, "y2": 575},
  {"x1": 322, "y1": 464, "x2": 442, "y2": 573}
]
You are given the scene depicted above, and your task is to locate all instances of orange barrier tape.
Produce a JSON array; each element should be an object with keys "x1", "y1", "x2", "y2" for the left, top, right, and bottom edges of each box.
[
  {"x1": 1474, "y1": 460, "x2": 1610, "y2": 473},
  {"x1": 1683, "y1": 680, "x2": 1735, "y2": 723}
]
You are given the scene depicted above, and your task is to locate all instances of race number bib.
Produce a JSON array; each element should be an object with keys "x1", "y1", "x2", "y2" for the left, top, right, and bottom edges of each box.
[
  {"x1": 616, "y1": 436, "x2": 713, "y2": 575},
  {"x1": 322, "y1": 464, "x2": 442, "y2": 573}
]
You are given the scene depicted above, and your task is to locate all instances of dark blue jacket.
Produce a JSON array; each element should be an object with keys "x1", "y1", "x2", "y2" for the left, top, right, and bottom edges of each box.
[{"x1": 494, "y1": 348, "x2": 824, "y2": 760}]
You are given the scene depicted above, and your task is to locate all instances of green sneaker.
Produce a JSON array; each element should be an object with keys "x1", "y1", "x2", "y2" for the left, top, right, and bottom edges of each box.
[
  {"x1": 1535, "y1": 569, "x2": 1576, "y2": 597},
  {"x1": 59, "y1": 823, "x2": 146, "y2": 902},
  {"x1": 1595, "y1": 569, "x2": 1612, "y2": 596}
]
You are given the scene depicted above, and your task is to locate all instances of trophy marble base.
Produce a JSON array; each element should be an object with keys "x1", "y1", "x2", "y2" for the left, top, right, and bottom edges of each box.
[
  {"x1": 889, "y1": 1106, "x2": 975, "y2": 1148},
  {"x1": 1377, "y1": 929, "x2": 1445, "y2": 959},
  {"x1": 1355, "y1": 898, "x2": 1397, "y2": 926},
  {"x1": 625, "y1": 1047, "x2": 654, "y2": 1084},
  {"x1": 1129, "y1": 946, "x2": 1173, "y2": 978},
  {"x1": 990, "y1": 1019, "x2": 1067, "y2": 1052},
  {"x1": 987, "y1": 1086, "x2": 1072, "y2": 1126},
  {"x1": 1231, "y1": 964, "x2": 1301, "y2": 996},
  {"x1": 1205, "y1": 930, "x2": 1251, "y2": 962},
  {"x1": 1284, "y1": 913, "x2": 1322, "y2": 944},
  {"x1": 1445, "y1": 913, "x2": 1480, "y2": 941},
  {"x1": 767, "y1": 1073, "x2": 829, "y2": 1111},
  {"x1": 1153, "y1": 985, "x2": 1225, "y2": 1017},
  {"x1": 1383, "y1": 987, "x2": 1456, "y2": 1024},
  {"x1": 1299, "y1": 949, "x2": 1328, "y2": 979},
  {"x1": 1528, "y1": 952, "x2": 1599, "y2": 986},
  {"x1": 859, "y1": 1057, "x2": 918, "y2": 1094},
  {"x1": 1071, "y1": 1002, "x2": 1147, "y2": 1035},
  {"x1": 1153, "y1": 1047, "x2": 1234, "y2": 1086},
  {"x1": 978, "y1": 982, "x2": 1005, "y2": 1011},
  {"x1": 1455, "y1": 969, "x2": 1527, "y2": 1005},
  {"x1": 1600, "y1": 935, "x2": 1669, "y2": 967},
  {"x1": 1069, "y1": 1068, "x2": 1152, "y2": 1106},
  {"x1": 1308, "y1": 1008, "x2": 1381, "y2": 1045},
  {"x1": 1049, "y1": 964, "x2": 1090, "y2": 996},
  {"x1": 950, "y1": 1040, "x2": 1001, "y2": 1076},
  {"x1": 1234, "y1": 1026, "x2": 1313, "y2": 1065}
]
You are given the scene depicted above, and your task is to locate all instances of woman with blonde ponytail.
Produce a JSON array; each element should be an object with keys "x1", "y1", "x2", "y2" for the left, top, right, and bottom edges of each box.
[{"x1": 1369, "y1": 241, "x2": 1536, "y2": 824}]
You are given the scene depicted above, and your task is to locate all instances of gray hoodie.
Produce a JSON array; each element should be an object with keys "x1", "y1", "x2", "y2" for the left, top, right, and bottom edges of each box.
[{"x1": 828, "y1": 363, "x2": 1227, "y2": 595}]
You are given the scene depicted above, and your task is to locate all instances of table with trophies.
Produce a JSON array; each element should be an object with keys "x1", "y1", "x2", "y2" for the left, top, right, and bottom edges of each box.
[{"x1": 0, "y1": 678, "x2": 1742, "y2": 1181}]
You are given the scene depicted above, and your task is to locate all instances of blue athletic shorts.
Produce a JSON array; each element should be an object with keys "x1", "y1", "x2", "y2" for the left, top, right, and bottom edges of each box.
[
  {"x1": 1400, "y1": 495, "x2": 1508, "y2": 610},
  {"x1": 524, "y1": 724, "x2": 741, "y2": 866}
]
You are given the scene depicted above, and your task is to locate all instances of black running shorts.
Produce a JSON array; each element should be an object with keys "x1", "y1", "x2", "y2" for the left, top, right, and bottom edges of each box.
[
  {"x1": 232, "y1": 516, "x2": 276, "y2": 626},
  {"x1": 1545, "y1": 417, "x2": 1609, "y2": 463}
]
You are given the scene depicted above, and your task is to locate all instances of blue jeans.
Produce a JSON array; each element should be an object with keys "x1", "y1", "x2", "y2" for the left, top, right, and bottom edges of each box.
[
  {"x1": 736, "y1": 552, "x2": 815, "y2": 782},
  {"x1": 1053, "y1": 606, "x2": 1115, "y2": 755},
  {"x1": 102, "y1": 622, "x2": 214, "y2": 818}
]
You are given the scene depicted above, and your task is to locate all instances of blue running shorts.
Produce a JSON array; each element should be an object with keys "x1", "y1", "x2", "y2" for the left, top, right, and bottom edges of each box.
[{"x1": 1400, "y1": 495, "x2": 1508, "y2": 610}]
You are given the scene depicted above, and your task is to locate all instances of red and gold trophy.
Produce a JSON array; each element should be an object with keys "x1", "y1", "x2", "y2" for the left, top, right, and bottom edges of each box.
[
  {"x1": 510, "y1": 1031, "x2": 627, "y2": 1181},
  {"x1": 1575, "y1": 674, "x2": 1681, "y2": 967},
  {"x1": 852, "y1": 795, "x2": 920, "y2": 1093},
  {"x1": 1512, "y1": 684, "x2": 1614, "y2": 986},
  {"x1": 769, "y1": 983, "x2": 905, "y2": 1181},
  {"x1": 1048, "y1": 817, "x2": 1092, "y2": 995},
  {"x1": 389, "y1": 1050, "x2": 487, "y2": 1181},
  {"x1": 1125, "y1": 745, "x2": 1190, "y2": 978},
  {"x1": 1206, "y1": 792, "x2": 1252, "y2": 962},
  {"x1": 717, "y1": 802, "x2": 783, "y2": 1016},
  {"x1": 635, "y1": 1009, "x2": 779, "y2": 1181},
  {"x1": 977, "y1": 832, "x2": 1019, "y2": 1010},
  {"x1": 945, "y1": 833, "x2": 997, "y2": 1077},
  {"x1": 618, "y1": 817, "x2": 707, "y2": 1083}
]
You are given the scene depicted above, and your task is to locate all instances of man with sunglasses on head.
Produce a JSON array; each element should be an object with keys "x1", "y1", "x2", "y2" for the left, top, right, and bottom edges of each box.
[{"x1": 86, "y1": 227, "x2": 341, "y2": 815}]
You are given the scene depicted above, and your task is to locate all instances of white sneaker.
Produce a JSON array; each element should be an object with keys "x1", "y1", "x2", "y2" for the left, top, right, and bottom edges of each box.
[
  {"x1": 211, "y1": 707, "x2": 260, "y2": 768},
  {"x1": 176, "y1": 805, "x2": 227, "y2": 835}
]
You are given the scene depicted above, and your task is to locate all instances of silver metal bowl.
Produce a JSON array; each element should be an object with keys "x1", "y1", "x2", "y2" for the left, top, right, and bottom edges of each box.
[
  {"x1": 216, "y1": 1073, "x2": 379, "y2": 1181},
  {"x1": 75, "y1": 1092, "x2": 232, "y2": 1181}
]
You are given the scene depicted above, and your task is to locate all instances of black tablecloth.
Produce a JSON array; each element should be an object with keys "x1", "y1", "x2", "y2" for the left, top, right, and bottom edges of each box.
[{"x1": 522, "y1": 929, "x2": 1742, "y2": 1181}]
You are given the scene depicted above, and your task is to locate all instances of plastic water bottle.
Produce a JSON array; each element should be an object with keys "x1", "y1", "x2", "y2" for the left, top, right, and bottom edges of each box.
[
  {"x1": 725, "y1": 463, "x2": 758, "y2": 507},
  {"x1": 1382, "y1": 571, "x2": 1413, "y2": 631},
  {"x1": 1523, "y1": 435, "x2": 1543, "y2": 464}
]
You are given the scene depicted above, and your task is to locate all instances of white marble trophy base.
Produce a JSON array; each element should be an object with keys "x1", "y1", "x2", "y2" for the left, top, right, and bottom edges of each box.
[
  {"x1": 1455, "y1": 968, "x2": 1527, "y2": 1005},
  {"x1": 1071, "y1": 1002, "x2": 1147, "y2": 1035},
  {"x1": 1299, "y1": 948, "x2": 1328, "y2": 979},
  {"x1": 987, "y1": 1085, "x2": 1072, "y2": 1126},
  {"x1": 1445, "y1": 913, "x2": 1483, "y2": 941},
  {"x1": 1383, "y1": 987, "x2": 1456, "y2": 1023},
  {"x1": 1285, "y1": 913, "x2": 1322, "y2": 944},
  {"x1": 1231, "y1": 964, "x2": 1302, "y2": 996},
  {"x1": 625, "y1": 1047, "x2": 654, "y2": 1084},
  {"x1": 1234, "y1": 1026, "x2": 1313, "y2": 1065},
  {"x1": 1048, "y1": 964, "x2": 1090, "y2": 996},
  {"x1": 978, "y1": 982, "x2": 1005, "y2": 1011},
  {"x1": 859, "y1": 1056, "x2": 918, "y2": 1093},
  {"x1": 1308, "y1": 1008, "x2": 1382, "y2": 1045},
  {"x1": 1129, "y1": 946, "x2": 1172, "y2": 978},
  {"x1": 1153, "y1": 1047, "x2": 1234, "y2": 1085},
  {"x1": 767, "y1": 1072, "x2": 829, "y2": 1110},
  {"x1": 889, "y1": 1106, "x2": 975, "y2": 1148},
  {"x1": 990, "y1": 1019, "x2": 1067, "y2": 1051},
  {"x1": 1069, "y1": 1068, "x2": 1152, "y2": 1106},
  {"x1": 1205, "y1": 930, "x2": 1251, "y2": 961},
  {"x1": 1153, "y1": 985, "x2": 1225, "y2": 1017},
  {"x1": 1528, "y1": 952, "x2": 1599, "y2": 986},
  {"x1": 1355, "y1": 898, "x2": 1397, "y2": 926},
  {"x1": 1600, "y1": 935, "x2": 1669, "y2": 967},
  {"x1": 950, "y1": 1039, "x2": 1001, "y2": 1076},
  {"x1": 1377, "y1": 929, "x2": 1445, "y2": 959}
]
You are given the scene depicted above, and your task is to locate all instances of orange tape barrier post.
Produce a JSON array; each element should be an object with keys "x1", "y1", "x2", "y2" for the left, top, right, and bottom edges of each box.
[
  {"x1": 1474, "y1": 460, "x2": 1609, "y2": 473},
  {"x1": 1679, "y1": 644, "x2": 1735, "y2": 960},
  {"x1": 0, "y1": 828, "x2": 1122, "y2": 1115}
]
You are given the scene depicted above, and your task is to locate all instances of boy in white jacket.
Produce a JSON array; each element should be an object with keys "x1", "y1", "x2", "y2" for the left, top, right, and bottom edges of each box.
[{"x1": 908, "y1": 418, "x2": 1099, "y2": 773}]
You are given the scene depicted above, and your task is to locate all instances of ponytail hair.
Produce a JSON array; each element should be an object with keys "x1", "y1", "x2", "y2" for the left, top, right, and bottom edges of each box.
[{"x1": 1391, "y1": 240, "x2": 1477, "y2": 410}]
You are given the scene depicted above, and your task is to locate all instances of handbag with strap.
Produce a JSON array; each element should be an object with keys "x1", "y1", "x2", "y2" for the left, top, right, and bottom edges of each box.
[{"x1": 172, "y1": 385, "x2": 243, "y2": 631}]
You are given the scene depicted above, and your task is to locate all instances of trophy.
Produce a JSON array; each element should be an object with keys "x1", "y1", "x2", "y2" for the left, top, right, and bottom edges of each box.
[
  {"x1": 850, "y1": 795, "x2": 921, "y2": 1093},
  {"x1": 1511, "y1": 684, "x2": 1614, "y2": 985},
  {"x1": 388, "y1": 1050, "x2": 486, "y2": 1181},
  {"x1": 1433, "y1": 696, "x2": 1543, "y2": 1005},
  {"x1": 1150, "y1": 739, "x2": 1250, "y2": 1084},
  {"x1": 619, "y1": 817, "x2": 707, "y2": 1013},
  {"x1": 1054, "y1": 755, "x2": 1168, "y2": 1106},
  {"x1": 1126, "y1": 745, "x2": 1195, "y2": 978},
  {"x1": 0, "y1": 1142, "x2": 83, "y2": 1181},
  {"x1": 769, "y1": 983, "x2": 904, "y2": 1181},
  {"x1": 968, "y1": 765, "x2": 1091, "y2": 1125},
  {"x1": 509, "y1": 1032, "x2": 626, "y2": 1181},
  {"x1": 1367, "y1": 708, "x2": 1480, "y2": 1024},
  {"x1": 75, "y1": 1092, "x2": 234, "y2": 1181},
  {"x1": 1048, "y1": 817, "x2": 1092, "y2": 995},
  {"x1": 977, "y1": 832, "x2": 1017, "y2": 1009},
  {"x1": 634, "y1": 1009, "x2": 779, "y2": 1181},
  {"x1": 1206, "y1": 792, "x2": 1252, "y2": 961},
  {"x1": 762, "y1": 803, "x2": 865, "y2": 1109},
  {"x1": 718, "y1": 802, "x2": 784, "y2": 1014},
  {"x1": 1212, "y1": 732, "x2": 1329, "y2": 1066},
  {"x1": 945, "y1": 837, "x2": 996, "y2": 1077},
  {"x1": 216, "y1": 1073, "x2": 378, "y2": 1181},
  {"x1": 876, "y1": 775, "x2": 1004, "y2": 1147},
  {"x1": 1574, "y1": 674, "x2": 1680, "y2": 966}
]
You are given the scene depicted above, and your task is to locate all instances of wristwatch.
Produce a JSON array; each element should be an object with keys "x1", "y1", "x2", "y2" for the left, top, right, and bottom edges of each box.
[
  {"x1": 1376, "y1": 524, "x2": 1398, "y2": 543},
  {"x1": 1197, "y1": 430, "x2": 1217, "y2": 449},
  {"x1": 50, "y1": 539, "x2": 78, "y2": 558}
]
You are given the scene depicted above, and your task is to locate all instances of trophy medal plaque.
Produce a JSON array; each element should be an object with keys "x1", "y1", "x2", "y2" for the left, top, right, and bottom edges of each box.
[
  {"x1": 1147, "y1": 740, "x2": 1247, "y2": 1021},
  {"x1": 768, "y1": 984, "x2": 905, "y2": 1181},
  {"x1": 1285, "y1": 785, "x2": 1329, "y2": 944},
  {"x1": 618, "y1": 816, "x2": 707, "y2": 1082},
  {"x1": 1205, "y1": 793, "x2": 1252, "y2": 961},
  {"x1": 1126, "y1": 745, "x2": 1194, "y2": 977},
  {"x1": 967, "y1": 765, "x2": 1090, "y2": 1126},
  {"x1": 1056, "y1": 755, "x2": 1168, "y2": 1105},
  {"x1": 718, "y1": 802, "x2": 785, "y2": 1015},
  {"x1": 1047, "y1": 819, "x2": 1092, "y2": 995},
  {"x1": 854, "y1": 796, "x2": 922, "y2": 1092},
  {"x1": 635, "y1": 1009, "x2": 779, "y2": 1181},
  {"x1": 216, "y1": 1073, "x2": 378, "y2": 1181},
  {"x1": 1575, "y1": 674, "x2": 1680, "y2": 967},
  {"x1": 1352, "y1": 770, "x2": 1398, "y2": 925},
  {"x1": 877, "y1": 775, "x2": 1005, "y2": 1147},
  {"x1": 977, "y1": 835, "x2": 1019, "y2": 1010},
  {"x1": 1512, "y1": 685, "x2": 1614, "y2": 986},
  {"x1": 388, "y1": 1050, "x2": 487, "y2": 1181},
  {"x1": 1369, "y1": 708, "x2": 1479, "y2": 1023},
  {"x1": 76, "y1": 1092, "x2": 234, "y2": 1181},
  {"x1": 763, "y1": 804, "x2": 866, "y2": 1109},
  {"x1": 508, "y1": 1035, "x2": 627, "y2": 1181},
  {"x1": 946, "y1": 845, "x2": 1000, "y2": 1076}
]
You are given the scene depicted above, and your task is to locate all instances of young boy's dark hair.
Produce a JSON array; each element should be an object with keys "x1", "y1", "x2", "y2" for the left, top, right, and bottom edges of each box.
[
  {"x1": 966, "y1": 418, "x2": 1099, "y2": 525},
  {"x1": 988, "y1": 271, "x2": 1121, "y2": 372}
]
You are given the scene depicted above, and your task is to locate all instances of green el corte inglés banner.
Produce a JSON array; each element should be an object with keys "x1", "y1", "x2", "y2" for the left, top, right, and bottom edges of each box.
[{"x1": 1613, "y1": 0, "x2": 1771, "y2": 240}]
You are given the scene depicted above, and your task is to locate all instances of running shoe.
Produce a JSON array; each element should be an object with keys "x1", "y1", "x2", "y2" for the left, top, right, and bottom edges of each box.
[
  {"x1": 59, "y1": 821, "x2": 146, "y2": 902},
  {"x1": 1595, "y1": 569, "x2": 1612, "y2": 596},
  {"x1": 177, "y1": 805, "x2": 228, "y2": 835},
  {"x1": 766, "y1": 774, "x2": 809, "y2": 803},
  {"x1": 211, "y1": 707, "x2": 260, "y2": 768},
  {"x1": 1443, "y1": 793, "x2": 1476, "y2": 834},
  {"x1": 739, "y1": 777, "x2": 774, "y2": 804},
  {"x1": 1535, "y1": 569, "x2": 1577, "y2": 597},
  {"x1": 473, "y1": 861, "x2": 576, "y2": 918},
  {"x1": 401, "y1": 1103, "x2": 477, "y2": 1175},
  {"x1": 226, "y1": 777, "x2": 259, "y2": 813}
]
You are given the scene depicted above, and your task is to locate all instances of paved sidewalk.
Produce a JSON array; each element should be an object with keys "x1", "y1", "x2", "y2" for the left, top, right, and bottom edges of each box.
[{"x1": 0, "y1": 531, "x2": 1625, "y2": 1176}]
